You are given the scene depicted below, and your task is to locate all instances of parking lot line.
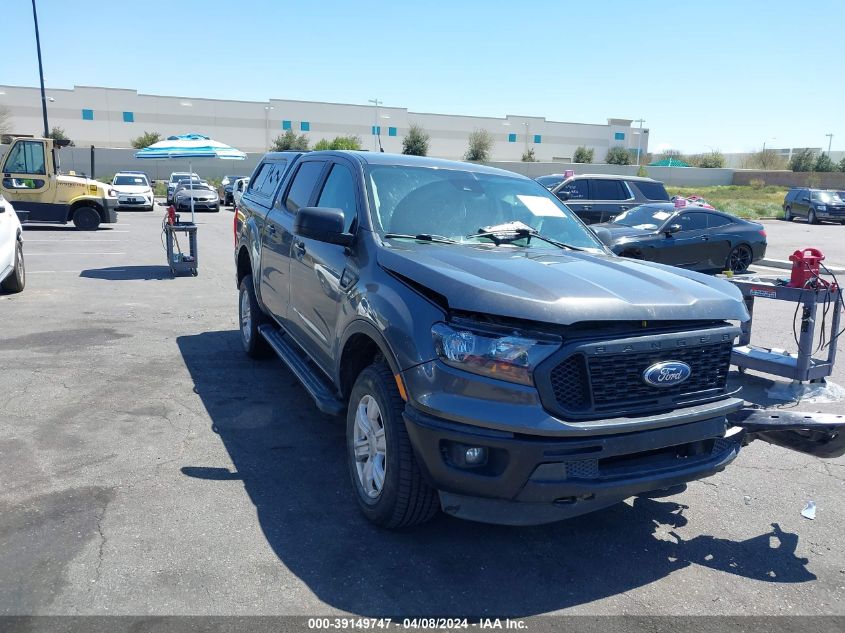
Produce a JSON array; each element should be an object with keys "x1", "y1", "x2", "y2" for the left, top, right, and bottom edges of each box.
[
  {"x1": 24, "y1": 239, "x2": 127, "y2": 242},
  {"x1": 26, "y1": 252, "x2": 127, "y2": 256}
]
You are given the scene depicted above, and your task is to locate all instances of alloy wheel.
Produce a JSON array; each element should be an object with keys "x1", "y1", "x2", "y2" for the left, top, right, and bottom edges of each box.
[{"x1": 353, "y1": 394, "x2": 387, "y2": 499}]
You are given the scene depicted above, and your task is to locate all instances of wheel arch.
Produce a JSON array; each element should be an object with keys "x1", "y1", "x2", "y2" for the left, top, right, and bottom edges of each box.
[
  {"x1": 337, "y1": 321, "x2": 401, "y2": 401},
  {"x1": 68, "y1": 199, "x2": 104, "y2": 222}
]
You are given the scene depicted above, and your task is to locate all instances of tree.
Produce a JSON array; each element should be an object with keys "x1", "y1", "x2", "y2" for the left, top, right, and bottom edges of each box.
[
  {"x1": 636, "y1": 165, "x2": 648, "y2": 177},
  {"x1": 605, "y1": 146, "x2": 632, "y2": 165},
  {"x1": 573, "y1": 146, "x2": 594, "y2": 164},
  {"x1": 839, "y1": 157, "x2": 845, "y2": 172},
  {"x1": 130, "y1": 131, "x2": 162, "y2": 149},
  {"x1": 313, "y1": 135, "x2": 362, "y2": 151},
  {"x1": 521, "y1": 148, "x2": 537, "y2": 162},
  {"x1": 748, "y1": 148, "x2": 787, "y2": 170},
  {"x1": 270, "y1": 129, "x2": 309, "y2": 151},
  {"x1": 657, "y1": 149, "x2": 683, "y2": 162},
  {"x1": 464, "y1": 129, "x2": 493, "y2": 162},
  {"x1": 0, "y1": 104, "x2": 11, "y2": 141},
  {"x1": 402, "y1": 123, "x2": 429, "y2": 156},
  {"x1": 48, "y1": 126, "x2": 74, "y2": 146},
  {"x1": 814, "y1": 153, "x2": 836, "y2": 172},
  {"x1": 789, "y1": 148, "x2": 816, "y2": 172},
  {"x1": 697, "y1": 150, "x2": 725, "y2": 168}
]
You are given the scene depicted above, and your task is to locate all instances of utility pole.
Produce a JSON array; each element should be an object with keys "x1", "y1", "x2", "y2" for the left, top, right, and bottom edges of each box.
[
  {"x1": 264, "y1": 105, "x2": 274, "y2": 151},
  {"x1": 825, "y1": 133, "x2": 833, "y2": 155},
  {"x1": 634, "y1": 118, "x2": 645, "y2": 165},
  {"x1": 31, "y1": 0, "x2": 49, "y2": 138},
  {"x1": 368, "y1": 98, "x2": 383, "y2": 152}
]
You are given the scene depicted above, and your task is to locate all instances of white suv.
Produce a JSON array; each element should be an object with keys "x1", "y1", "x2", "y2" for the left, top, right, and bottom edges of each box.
[
  {"x1": 0, "y1": 195, "x2": 25, "y2": 293},
  {"x1": 112, "y1": 172, "x2": 155, "y2": 211}
]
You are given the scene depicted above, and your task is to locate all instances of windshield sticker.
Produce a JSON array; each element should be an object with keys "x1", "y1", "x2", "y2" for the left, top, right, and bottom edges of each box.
[
  {"x1": 517, "y1": 195, "x2": 566, "y2": 218},
  {"x1": 652, "y1": 211, "x2": 671, "y2": 221}
]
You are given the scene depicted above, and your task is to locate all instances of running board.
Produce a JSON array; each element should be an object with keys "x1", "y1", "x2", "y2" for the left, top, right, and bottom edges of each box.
[{"x1": 258, "y1": 324, "x2": 345, "y2": 416}]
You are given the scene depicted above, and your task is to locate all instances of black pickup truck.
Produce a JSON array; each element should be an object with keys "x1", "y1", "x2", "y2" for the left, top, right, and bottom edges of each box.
[{"x1": 235, "y1": 150, "x2": 845, "y2": 528}]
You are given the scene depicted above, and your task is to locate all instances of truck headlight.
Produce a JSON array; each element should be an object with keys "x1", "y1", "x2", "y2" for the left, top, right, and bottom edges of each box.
[
  {"x1": 107, "y1": 188, "x2": 117, "y2": 197},
  {"x1": 432, "y1": 322, "x2": 560, "y2": 386},
  {"x1": 816, "y1": 205, "x2": 827, "y2": 211}
]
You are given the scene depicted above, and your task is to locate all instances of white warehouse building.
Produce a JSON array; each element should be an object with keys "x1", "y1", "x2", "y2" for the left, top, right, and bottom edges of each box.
[{"x1": 0, "y1": 84, "x2": 649, "y2": 161}]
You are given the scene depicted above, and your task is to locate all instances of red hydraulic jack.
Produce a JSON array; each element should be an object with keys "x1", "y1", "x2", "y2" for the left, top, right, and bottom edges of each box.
[{"x1": 788, "y1": 248, "x2": 836, "y2": 290}]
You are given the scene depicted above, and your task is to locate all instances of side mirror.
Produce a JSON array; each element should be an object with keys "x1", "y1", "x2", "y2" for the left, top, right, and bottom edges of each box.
[
  {"x1": 294, "y1": 207, "x2": 353, "y2": 246},
  {"x1": 802, "y1": 197, "x2": 810, "y2": 202},
  {"x1": 591, "y1": 227, "x2": 614, "y2": 247},
  {"x1": 665, "y1": 224, "x2": 682, "y2": 236},
  {"x1": 556, "y1": 191, "x2": 571, "y2": 201}
]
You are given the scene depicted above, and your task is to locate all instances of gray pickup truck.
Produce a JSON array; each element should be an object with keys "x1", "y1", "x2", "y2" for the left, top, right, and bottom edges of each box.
[{"x1": 235, "y1": 150, "x2": 845, "y2": 528}]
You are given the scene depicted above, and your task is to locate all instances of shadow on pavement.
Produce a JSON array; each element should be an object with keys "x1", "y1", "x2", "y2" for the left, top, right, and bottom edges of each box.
[
  {"x1": 23, "y1": 225, "x2": 124, "y2": 232},
  {"x1": 80, "y1": 266, "x2": 173, "y2": 281},
  {"x1": 177, "y1": 330, "x2": 815, "y2": 617}
]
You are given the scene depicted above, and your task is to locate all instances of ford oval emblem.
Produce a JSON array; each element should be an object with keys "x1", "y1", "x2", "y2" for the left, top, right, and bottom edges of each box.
[{"x1": 642, "y1": 361, "x2": 691, "y2": 387}]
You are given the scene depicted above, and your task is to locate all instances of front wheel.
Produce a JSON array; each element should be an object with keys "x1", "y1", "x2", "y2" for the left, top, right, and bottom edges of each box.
[
  {"x1": 238, "y1": 274, "x2": 271, "y2": 358},
  {"x1": 784, "y1": 206, "x2": 793, "y2": 221},
  {"x1": 347, "y1": 362, "x2": 439, "y2": 529},
  {"x1": 809, "y1": 208, "x2": 819, "y2": 225},
  {"x1": 1, "y1": 241, "x2": 25, "y2": 293},
  {"x1": 726, "y1": 244, "x2": 753, "y2": 273},
  {"x1": 72, "y1": 206, "x2": 101, "y2": 231}
]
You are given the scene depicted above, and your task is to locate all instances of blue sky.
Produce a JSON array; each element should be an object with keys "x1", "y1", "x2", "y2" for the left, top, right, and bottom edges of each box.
[{"x1": 2, "y1": 0, "x2": 842, "y2": 154}]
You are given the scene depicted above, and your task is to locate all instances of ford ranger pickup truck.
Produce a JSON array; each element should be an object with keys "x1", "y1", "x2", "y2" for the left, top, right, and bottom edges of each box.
[{"x1": 235, "y1": 150, "x2": 845, "y2": 528}]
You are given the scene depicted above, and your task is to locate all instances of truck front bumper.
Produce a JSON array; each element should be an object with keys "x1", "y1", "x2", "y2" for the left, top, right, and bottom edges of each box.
[
  {"x1": 404, "y1": 406, "x2": 742, "y2": 525},
  {"x1": 103, "y1": 198, "x2": 119, "y2": 223}
]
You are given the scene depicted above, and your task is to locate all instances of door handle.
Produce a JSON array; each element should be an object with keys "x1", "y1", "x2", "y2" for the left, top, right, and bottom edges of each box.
[
  {"x1": 293, "y1": 240, "x2": 306, "y2": 256},
  {"x1": 619, "y1": 206, "x2": 629, "y2": 211},
  {"x1": 267, "y1": 224, "x2": 276, "y2": 235},
  {"x1": 582, "y1": 205, "x2": 592, "y2": 210},
  {"x1": 700, "y1": 235, "x2": 709, "y2": 241}
]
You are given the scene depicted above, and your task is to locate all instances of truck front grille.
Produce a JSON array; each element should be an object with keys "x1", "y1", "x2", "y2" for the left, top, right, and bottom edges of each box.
[{"x1": 545, "y1": 340, "x2": 733, "y2": 419}]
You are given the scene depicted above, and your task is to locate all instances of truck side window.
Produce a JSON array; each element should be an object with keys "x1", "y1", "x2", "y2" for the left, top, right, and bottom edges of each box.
[
  {"x1": 558, "y1": 179, "x2": 588, "y2": 200},
  {"x1": 285, "y1": 161, "x2": 325, "y2": 214},
  {"x1": 2, "y1": 141, "x2": 46, "y2": 175},
  {"x1": 317, "y1": 164, "x2": 357, "y2": 232}
]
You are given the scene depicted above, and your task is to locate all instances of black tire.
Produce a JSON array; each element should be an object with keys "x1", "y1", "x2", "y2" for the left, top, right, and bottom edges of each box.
[
  {"x1": 783, "y1": 206, "x2": 793, "y2": 222},
  {"x1": 1, "y1": 240, "x2": 25, "y2": 293},
  {"x1": 72, "y1": 206, "x2": 101, "y2": 231},
  {"x1": 726, "y1": 244, "x2": 753, "y2": 273},
  {"x1": 238, "y1": 274, "x2": 271, "y2": 358},
  {"x1": 346, "y1": 362, "x2": 439, "y2": 529},
  {"x1": 809, "y1": 208, "x2": 819, "y2": 225}
]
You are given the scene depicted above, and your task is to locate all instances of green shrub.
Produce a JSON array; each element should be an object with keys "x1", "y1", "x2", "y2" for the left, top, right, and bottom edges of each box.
[
  {"x1": 636, "y1": 165, "x2": 648, "y2": 177},
  {"x1": 48, "y1": 126, "x2": 74, "y2": 147},
  {"x1": 271, "y1": 129, "x2": 309, "y2": 151},
  {"x1": 521, "y1": 148, "x2": 537, "y2": 162},
  {"x1": 605, "y1": 146, "x2": 632, "y2": 165},
  {"x1": 698, "y1": 150, "x2": 725, "y2": 168},
  {"x1": 465, "y1": 129, "x2": 494, "y2": 162},
  {"x1": 402, "y1": 123, "x2": 429, "y2": 156},
  {"x1": 313, "y1": 136, "x2": 362, "y2": 151},
  {"x1": 840, "y1": 157, "x2": 845, "y2": 172},
  {"x1": 789, "y1": 148, "x2": 816, "y2": 172},
  {"x1": 749, "y1": 178, "x2": 766, "y2": 189},
  {"x1": 131, "y1": 131, "x2": 162, "y2": 149},
  {"x1": 573, "y1": 146, "x2": 594, "y2": 164},
  {"x1": 814, "y1": 153, "x2": 836, "y2": 172}
]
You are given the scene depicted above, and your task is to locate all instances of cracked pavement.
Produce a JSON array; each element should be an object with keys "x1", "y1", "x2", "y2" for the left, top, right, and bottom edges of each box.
[{"x1": 0, "y1": 205, "x2": 843, "y2": 617}]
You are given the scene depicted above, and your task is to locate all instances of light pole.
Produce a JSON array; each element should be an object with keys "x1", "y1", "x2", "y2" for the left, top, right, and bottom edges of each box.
[
  {"x1": 31, "y1": 0, "x2": 49, "y2": 137},
  {"x1": 264, "y1": 105, "x2": 274, "y2": 151},
  {"x1": 634, "y1": 118, "x2": 645, "y2": 165},
  {"x1": 825, "y1": 133, "x2": 833, "y2": 155},
  {"x1": 368, "y1": 98, "x2": 383, "y2": 152}
]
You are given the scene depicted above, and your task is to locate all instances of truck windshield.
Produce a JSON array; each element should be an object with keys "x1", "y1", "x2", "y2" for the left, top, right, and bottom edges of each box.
[{"x1": 368, "y1": 165, "x2": 603, "y2": 251}]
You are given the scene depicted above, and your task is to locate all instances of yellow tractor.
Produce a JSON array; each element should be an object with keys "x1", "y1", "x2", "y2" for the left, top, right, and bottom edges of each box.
[{"x1": 0, "y1": 137, "x2": 118, "y2": 230}]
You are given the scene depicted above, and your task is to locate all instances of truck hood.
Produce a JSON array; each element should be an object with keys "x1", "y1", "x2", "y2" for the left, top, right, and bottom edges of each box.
[{"x1": 378, "y1": 242, "x2": 748, "y2": 325}]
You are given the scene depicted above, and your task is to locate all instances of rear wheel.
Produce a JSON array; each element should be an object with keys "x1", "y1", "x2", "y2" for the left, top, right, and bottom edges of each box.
[
  {"x1": 809, "y1": 208, "x2": 819, "y2": 225},
  {"x1": 72, "y1": 206, "x2": 101, "y2": 231},
  {"x1": 346, "y1": 362, "x2": 439, "y2": 528},
  {"x1": 726, "y1": 244, "x2": 753, "y2": 273},
  {"x1": 784, "y1": 206, "x2": 793, "y2": 221},
  {"x1": 1, "y1": 241, "x2": 25, "y2": 293},
  {"x1": 238, "y1": 274, "x2": 271, "y2": 358}
]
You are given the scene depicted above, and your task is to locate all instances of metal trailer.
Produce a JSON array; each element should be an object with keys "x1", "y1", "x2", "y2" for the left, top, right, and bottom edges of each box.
[
  {"x1": 729, "y1": 276, "x2": 842, "y2": 382},
  {"x1": 165, "y1": 222, "x2": 198, "y2": 277}
]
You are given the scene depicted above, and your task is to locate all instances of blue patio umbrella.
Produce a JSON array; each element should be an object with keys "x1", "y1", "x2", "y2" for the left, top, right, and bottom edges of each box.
[{"x1": 134, "y1": 133, "x2": 246, "y2": 223}]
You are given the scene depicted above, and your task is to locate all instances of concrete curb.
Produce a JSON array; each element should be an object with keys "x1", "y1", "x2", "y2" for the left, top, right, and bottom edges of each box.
[{"x1": 760, "y1": 258, "x2": 845, "y2": 275}]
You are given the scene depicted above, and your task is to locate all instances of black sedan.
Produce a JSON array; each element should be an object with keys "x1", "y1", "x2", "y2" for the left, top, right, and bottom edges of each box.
[{"x1": 593, "y1": 203, "x2": 767, "y2": 273}]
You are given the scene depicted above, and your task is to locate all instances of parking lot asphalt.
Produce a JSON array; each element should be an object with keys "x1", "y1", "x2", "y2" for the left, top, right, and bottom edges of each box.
[
  {"x1": 1, "y1": 206, "x2": 844, "y2": 618},
  {"x1": 760, "y1": 218, "x2": 845, "y2": 269}
]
